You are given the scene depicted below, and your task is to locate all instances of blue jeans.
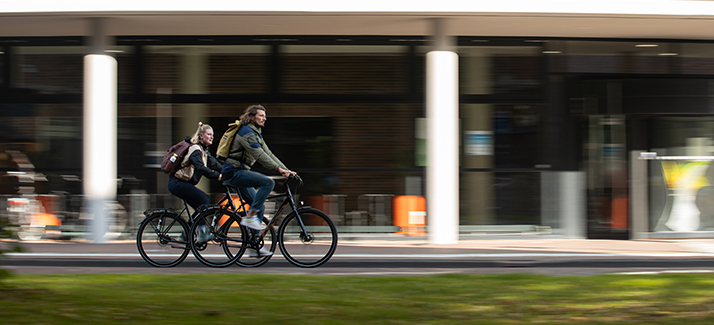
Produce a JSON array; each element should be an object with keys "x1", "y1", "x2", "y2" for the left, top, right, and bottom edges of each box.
[
  {"x1": 223, "y1": 169, "x2": 275, "y2": 218},
  {"x1": 167, "y1": 177, "x2": 210, "y2": 211}
]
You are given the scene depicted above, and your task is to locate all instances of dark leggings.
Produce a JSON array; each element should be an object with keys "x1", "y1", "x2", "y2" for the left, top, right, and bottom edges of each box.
[{"x1": 167, "y1": 177, "x2": 210, "y2": 211}]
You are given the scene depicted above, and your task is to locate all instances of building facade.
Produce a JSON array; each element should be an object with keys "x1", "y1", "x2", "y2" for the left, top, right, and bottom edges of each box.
[{"x1": 3, "y1": 1, "x2": 714, "y2": 241}]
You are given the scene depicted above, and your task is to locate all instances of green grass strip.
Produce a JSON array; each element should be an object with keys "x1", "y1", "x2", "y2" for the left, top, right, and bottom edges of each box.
[{"x1": 2, "y1": 273, "x2": 714, "y2": 324}]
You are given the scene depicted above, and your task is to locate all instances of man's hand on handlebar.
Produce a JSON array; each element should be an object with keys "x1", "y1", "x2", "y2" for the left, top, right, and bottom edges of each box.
[{"x1": 278, "y1": 167, "x2": 297, "y2": 178}]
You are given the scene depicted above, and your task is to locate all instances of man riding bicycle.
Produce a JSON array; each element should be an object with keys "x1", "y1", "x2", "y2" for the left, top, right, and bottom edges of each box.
[{"x1": 221, "y1": 104, "x2": 296, "y2": 257}]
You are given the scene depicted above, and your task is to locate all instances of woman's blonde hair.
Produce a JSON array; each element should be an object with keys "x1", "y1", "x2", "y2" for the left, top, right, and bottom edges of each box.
[{"x1": 190, "y1": 122, "x2": 213, "y2": 144}]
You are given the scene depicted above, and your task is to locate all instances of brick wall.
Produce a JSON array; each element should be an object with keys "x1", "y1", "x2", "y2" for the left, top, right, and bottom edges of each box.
[{"x1": 282, "y1": 54, "x2": 406, "y2": 94}]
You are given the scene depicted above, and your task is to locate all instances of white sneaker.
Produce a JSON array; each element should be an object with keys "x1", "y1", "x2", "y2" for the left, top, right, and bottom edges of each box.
[
  {"x1": 195, "y1": 225, "x2": 213, "y2": 244},
  {"x1": 248, "y1": 247, "x2": 273, "y2": 258},
  {"x1": 240, "y1": 217, "x2": 266, "y2": 231}
]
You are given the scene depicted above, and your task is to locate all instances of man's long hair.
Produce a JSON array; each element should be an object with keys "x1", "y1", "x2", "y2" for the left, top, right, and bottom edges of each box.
[{"x1": 239, "y1": 105, "x2": 266, "y2": 125}]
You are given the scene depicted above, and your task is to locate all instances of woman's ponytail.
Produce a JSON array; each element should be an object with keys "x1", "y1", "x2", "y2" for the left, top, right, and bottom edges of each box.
[{"x1": 190, "y1": 122, "x2": 204, "y2": 144}]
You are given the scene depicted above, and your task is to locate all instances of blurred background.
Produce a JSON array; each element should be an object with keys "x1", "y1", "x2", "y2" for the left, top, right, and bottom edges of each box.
[{"x1": 4, "y1": 2, "x2": 714, "y2": 242}]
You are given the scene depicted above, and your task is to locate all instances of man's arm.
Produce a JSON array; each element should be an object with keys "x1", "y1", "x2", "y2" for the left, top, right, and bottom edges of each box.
[
  {"x1": 260, "y1": 138, "x2": 295, "y2": 177},
  {"x1": 260, "y1": 140, "x2": 288, "y2": 170},
  {"x1": 237, "y1": 131, "x2": 283, "y2": 171}
]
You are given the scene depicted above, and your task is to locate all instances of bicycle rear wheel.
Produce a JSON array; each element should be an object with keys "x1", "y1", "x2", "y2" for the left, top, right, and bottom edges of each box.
[
  {"x1": 189, "y1": 207, "x2": 246, "y2": 267},
  {"x1": 278, "y1": 207, "x2": 338, "y2": 268},
  {"x1": 232, "y1": 216, "x2": 276, "y2": 268},
  {"x1": 136, "y1": 211, "x2": 190, "y2": 267}
]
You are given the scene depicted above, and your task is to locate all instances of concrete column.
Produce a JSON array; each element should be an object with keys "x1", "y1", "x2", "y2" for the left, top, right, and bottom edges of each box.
[
  {"x1": 179, "y1": 48, "x2": 208, "y2": 194},
  {"x1": 542, "y1": 171, "x2": 586, "y2": 238},
  {"x1": 630, "y1": 150, "x2": 649, "y2": 239},
  {"x1": 461, "y1": 48, "x2": 495, "y2": 225},
  {"x1": 426, "y1": 18, "x2": 459, "y2": 244},
  {"x1": 83, "y1": 18, "x2": 117, "y2": 243},
  {"x1": 559, "y1": 171, "x2": 586, "y2": 238}
]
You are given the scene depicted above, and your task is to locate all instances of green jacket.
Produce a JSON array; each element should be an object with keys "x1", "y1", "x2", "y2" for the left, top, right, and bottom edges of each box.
[{"x1": 225, "y1": 123, "x2": 288, "y2": 172}]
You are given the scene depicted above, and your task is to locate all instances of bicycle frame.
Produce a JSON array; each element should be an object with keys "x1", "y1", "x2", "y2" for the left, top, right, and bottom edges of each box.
[
  {"x1": 141, "y1": 200, "x2": 192, "y2": 246},
  {"x1": 220, "y1": 176, "x2": 307, "y2": 244}
]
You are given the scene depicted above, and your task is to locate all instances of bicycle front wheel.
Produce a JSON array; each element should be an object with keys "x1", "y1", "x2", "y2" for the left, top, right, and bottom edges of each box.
[
  {"x1": 278, "y1": 207, "x2": 338, "y2": 268},
  {"x1": 189, "y1": 208, "x2": 246, "y2": 268},
  {"x1": 136, "y1": 211, "x2": 190, "y2": 267}
]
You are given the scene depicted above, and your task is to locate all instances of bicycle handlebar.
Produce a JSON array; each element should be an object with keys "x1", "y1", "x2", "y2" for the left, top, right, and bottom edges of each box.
[{"x1": 286, "y1": 173, "x2": 302, "y2": 185}]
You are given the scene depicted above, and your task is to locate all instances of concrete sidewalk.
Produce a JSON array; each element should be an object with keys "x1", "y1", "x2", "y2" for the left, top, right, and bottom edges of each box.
[{"x1": 5, "y1": 238, "x2": 714, "y2": 261}]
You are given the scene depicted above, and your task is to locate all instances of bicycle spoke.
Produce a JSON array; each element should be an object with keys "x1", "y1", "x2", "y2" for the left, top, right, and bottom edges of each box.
[
  {"x1": 278, "y1": 208, "x2": 338, "y2": 268},
  {"x1": 190, "y1": 208, "x2": 246, "y2": 267},
  {"x1": 136, "y1": 212, "x2": 190, "y2": 267},
  {"x1": 233, "y1": 216, "x2": 275, "y2": 268}
]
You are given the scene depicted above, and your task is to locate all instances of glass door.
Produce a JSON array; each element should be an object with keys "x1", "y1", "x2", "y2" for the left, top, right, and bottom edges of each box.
[{"x1": 584, "y1": 115, "x2": 629, "y2": 239}]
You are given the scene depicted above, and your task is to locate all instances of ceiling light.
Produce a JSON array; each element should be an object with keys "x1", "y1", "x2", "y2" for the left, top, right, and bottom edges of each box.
[
  {"x1": 636, "y1": 44, "x2": 659, "y2": 48},
  {"x1": 658, "y1": 52, "x2": 678, "y2": 56},
  {"x1": 542, "y1": 51, "x2": 562, "y2": 54}
]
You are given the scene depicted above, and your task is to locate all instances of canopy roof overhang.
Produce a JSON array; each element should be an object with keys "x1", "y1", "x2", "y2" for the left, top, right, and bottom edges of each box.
[{"x1": 2, "y1": 0, "x2": 714, "y2": 40}]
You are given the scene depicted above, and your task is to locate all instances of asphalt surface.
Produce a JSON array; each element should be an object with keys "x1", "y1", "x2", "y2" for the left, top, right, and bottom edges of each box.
[{"x1": 3, "y1": 238, "x2": 714, "y2": 276}]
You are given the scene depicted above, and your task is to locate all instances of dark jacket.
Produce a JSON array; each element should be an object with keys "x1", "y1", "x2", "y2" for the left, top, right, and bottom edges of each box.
[
  {"x1": 223, "y1": 123, "x2": 288, "y2": 172},
  {"x1": 177, "y1": 136, "x2": 222, "y2": 185}
]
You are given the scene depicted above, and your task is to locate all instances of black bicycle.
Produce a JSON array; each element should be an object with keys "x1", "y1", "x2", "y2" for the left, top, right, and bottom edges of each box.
[
  {"x1": 136, "y1": 190, "x2": 247, "y2": 267},
  {"x1": 136, "y1": 200, "x2": 196, "y2": 267},
  {"x1": 188, "y1": 174, "x2": 338, "y2": 268}
]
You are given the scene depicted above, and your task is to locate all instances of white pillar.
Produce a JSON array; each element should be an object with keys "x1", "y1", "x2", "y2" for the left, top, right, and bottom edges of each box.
[
  {"x1": 559, "y1": 171, "x2": 586, "y2": 239},
  {"x1": 630, "y1": 150, "x2": 649, "y2": 239},
  {"x1": 83, "y1": 18, "x2": 117, "y2": 243},
  {"x1": 427, "y1": 18, "x2": 459, "y2": 244}
]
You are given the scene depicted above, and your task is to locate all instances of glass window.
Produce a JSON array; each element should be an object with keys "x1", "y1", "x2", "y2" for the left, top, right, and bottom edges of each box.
[
  {"x1": 9, "y1": 45, "x2": 132, "y2": 94},
  {"x1": 207, "y1": 102, "x2": 422, "y2": 210},
  {"x1": 564, "y1": 41, "x2": 677, "y2": 74},
  {"x1": 0, "y1": 47, "x2": 5, "y2": 88},
  {"x1": 647, "y1": 116, "x2": 714, "y2": 233},
  {"x1": 492, "y1": 104, "x2": 543, "y2": 168},
  {"x1": 144, "y1": 45, "x2": 270, "y2": 94},
  {"x1": 113, "y1": 46, "x2": 135, "y2": 94},
  {"x1": 0, "y1": 103, "x2": 83, "y2": 192},
  {"x1": 144, "y1": 46, "x2": 181, "y2": 94},
  {"x1": 208, "y1": 46, "x2": 270, "y2": 94},
  {"x1": 459, "y1": 46, "x2": 541, "y2": 96},
  {"x1": 680, "y1": 43, "x2": 714, "y2": 75},
  {"x1": 460, "y1": 171, "x2": 543, "y2": 226},
  {"x1": 13, "y1": 46, "x2": 86, "y2": 94},
  {"x1": 282, "y1": 45, "x2": 408, "y2": 95}
]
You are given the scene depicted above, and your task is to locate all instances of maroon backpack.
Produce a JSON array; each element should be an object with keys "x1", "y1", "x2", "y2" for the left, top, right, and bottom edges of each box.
[{"x1": 160, "y1": 139, "x2": 192, "y2": 177}]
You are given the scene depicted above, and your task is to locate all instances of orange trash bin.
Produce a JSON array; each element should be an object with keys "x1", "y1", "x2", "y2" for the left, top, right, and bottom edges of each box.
[
  {"x1": 218, "y1": 195, "x2": 248, "y2": 226},
  {"x1": 611, "y1": 197, "x2": 629, "y2": 229},
  {"x1": 393, "y1": 195, "x2": 426, "y2": 235}
]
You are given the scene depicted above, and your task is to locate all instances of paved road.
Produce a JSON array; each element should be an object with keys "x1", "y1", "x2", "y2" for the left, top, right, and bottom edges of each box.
[
  {"x1": 3, "y1": 238, "x2": 714, "y2": 276},
  {"x1": 5, "y1": 257, "x2": 714, "y2": 276}
]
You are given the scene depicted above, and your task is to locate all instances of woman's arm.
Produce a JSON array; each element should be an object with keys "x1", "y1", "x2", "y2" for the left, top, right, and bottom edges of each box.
[{"x1": 188, "y1": 150, "x2": 220, "y2": 179}]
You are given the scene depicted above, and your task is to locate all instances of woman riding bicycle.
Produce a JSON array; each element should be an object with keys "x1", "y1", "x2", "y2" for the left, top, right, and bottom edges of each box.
[{"x1": 167, "y1": 122, "x2": 222, "y2": 225}]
